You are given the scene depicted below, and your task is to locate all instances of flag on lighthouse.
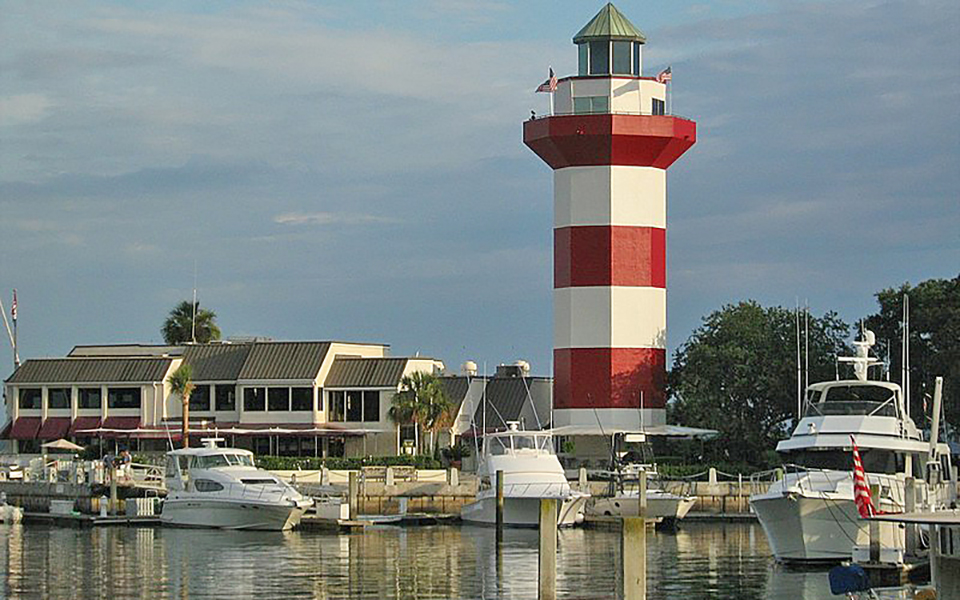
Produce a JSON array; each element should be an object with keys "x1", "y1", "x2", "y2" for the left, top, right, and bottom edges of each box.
[
  {"x1": 656, "y1": 66, "x2": 672, "y2": 84},
  {"x1": 536, "y1": 68, "x2": 558, "y2": 93},
  {"x1": 10, "y1": 289, "x2": 16, "y2": 322},
  {"x1": 851, "y1": 435, "x2": 877, "y2": 517}
]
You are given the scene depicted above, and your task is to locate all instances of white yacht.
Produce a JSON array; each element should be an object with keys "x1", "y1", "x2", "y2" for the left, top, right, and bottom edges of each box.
[
  {"x1": 161, "y1": 439, "x2": 312, "y2": 531},
  {"x1": 750, "y1": 331, "x2": 955, "y2": 563},
  {"x1": 590, "y1": 487, "x2": 697, "y2": 524},
  {"x1": 461, "y1": 423, "x2": 589, "y2": 527}
]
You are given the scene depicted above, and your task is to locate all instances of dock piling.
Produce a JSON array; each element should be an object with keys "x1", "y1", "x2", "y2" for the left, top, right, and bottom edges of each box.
[
  {"x1": 109, "y1": 468, "x2": 118, "y2": 516},
  {"x1": 348, "y1": 471, "x2": 359, "y2": 520},
  {"x1": 904, "y1": 477, "x2": 916, "y2": 556},
  {"x1": 496, "y1": 469, "x2": 504, "y2": 543},
  {"x1": 869, "y1": 483, "x2": 880, "y2": 562},
  {"x1": 539, "y1": 498, "x2": 558, "y2": 600},
  {"x1": 578, "y1": 467, "x2": 587, "y2": 491},
  {"x1": 621, "y1": 469, "x2": 647, "y2": 600}
]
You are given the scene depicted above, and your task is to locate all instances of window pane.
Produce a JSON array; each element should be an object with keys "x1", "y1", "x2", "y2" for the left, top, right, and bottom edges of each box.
[
  {"x1": 346, "y1": 391, "x2": 363, "y2": 422},
  {"x1": 48, "y1": 388, "x2": 71, "y2": 409},
  {"x1": 578, "y1": 44, "x2": 588, "y2": 76},
  {"x1": 592, "y1": 96, "x2": 609, "y2": 113},
  {"x1": 215, "y1": 386, "x2": 236, "y2": 411},
  {"x1": 79, "y1": 388, "x2": 102, "y2": 409},
  {"x1": 612, "y1": 41, "x2": 631, "y2": 74},
  {"x1": 268, "y1": 387, "x2": 290, "y2": 411},
  {"x1": 573, "y1": 97, "x2": 592, "y2": 114},
  {"x1": 291, "y1": 387, "x2": 313, "y2": 411},
  {"x1": 589, "y1": 41, "x2": 608, "y2": 75},
  {"x1": 633, "y1": 43, "x2": 641, "y2": 76},
  {"x1": 108, "y1": 387, "x2": 141, "y2": 409},
  {"x1": 243, "y1": 388, "x2": 265, "y2": 411},
  {"x1": 19, "y1": 388, "x2": 41, "y2": 409},
  {"x1": 363, "y1": 391, "x2": 380, "y2": 422},
  {"x1": 190, "y1": 385, "x2": 211, "y2": 412},
  {"x1": 652, "y1": 98, "x2": 665, "y2": 116},
  {"x1": 329, "y1": 391, "x2": 345, "y2": 422}
]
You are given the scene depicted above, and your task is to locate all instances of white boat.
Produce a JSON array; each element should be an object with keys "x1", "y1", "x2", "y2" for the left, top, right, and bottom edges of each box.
[
  {"x1": 590, "y1": 488, "x2": 697, "y2": 523},
  {"x1": 750, "y1": 330, "x2": 955, "y2": 563},
  {"x1": 461, "y1": 423, "x2": 589, "y2": 527},
  {"x1": 161, "y1": 439, "x2": 312, "y2": 531}
]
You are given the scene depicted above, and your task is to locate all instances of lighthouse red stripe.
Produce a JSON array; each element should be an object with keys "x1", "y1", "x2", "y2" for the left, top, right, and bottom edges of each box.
[
  {"x1": 555, "y1": 226, "x2": 665, "y2": 288},
  {"x1": 553, "y1": 347, "x2": 666, "y2": 410}
]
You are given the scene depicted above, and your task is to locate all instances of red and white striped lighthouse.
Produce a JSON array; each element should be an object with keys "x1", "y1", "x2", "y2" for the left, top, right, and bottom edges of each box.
[{"x1": 524, "y1": 4, "x2": 696, "y2": 433}]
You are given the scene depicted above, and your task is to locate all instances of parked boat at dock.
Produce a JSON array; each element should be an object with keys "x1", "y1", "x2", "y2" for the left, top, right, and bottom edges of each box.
[
  {"x1": 589, "y1": 487, "x2": 697, "y2": 524},
  {"x1": 161, "y1": 439, "x2": 312, "y2": 531},
  {"x1": 461, "y1": 423, "x2": 588, "y2": 527},
  {"x1": 750, "y1": 330, "x2": 955, "y2": 563}
]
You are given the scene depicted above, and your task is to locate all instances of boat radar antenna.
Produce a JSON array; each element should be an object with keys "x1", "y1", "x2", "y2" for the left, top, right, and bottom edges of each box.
[{"x1": 838, "y1": 329, "x2": 882, "y2": 382}]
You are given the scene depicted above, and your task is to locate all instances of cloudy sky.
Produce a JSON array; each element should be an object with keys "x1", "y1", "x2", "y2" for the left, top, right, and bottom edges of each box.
[{"x1": 1, "y1": 0, "x2": 958, "y2": 379}]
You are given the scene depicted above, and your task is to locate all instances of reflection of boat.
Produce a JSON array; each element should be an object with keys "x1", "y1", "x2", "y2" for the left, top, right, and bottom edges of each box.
[
  {"x1": 461, "y1": 423, "x2": 588, "y2": 527},
  {"x1": 161, "y1": 439, "x2": 312, "y2": 531},
  {"x1": 750, "y1": 331, "x2": 955, "y2": 563},
  {"x1": 589, "y1": 488, "x2": 697, "y2": 524}
]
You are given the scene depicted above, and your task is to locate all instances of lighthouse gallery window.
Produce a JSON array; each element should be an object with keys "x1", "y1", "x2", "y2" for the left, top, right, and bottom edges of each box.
[
  {"x1": 589, "y1": 41, "x2": 609, "y2": 75},
  {"x1": 612, "y1": 41, "x2": 631, "y2": 75}
]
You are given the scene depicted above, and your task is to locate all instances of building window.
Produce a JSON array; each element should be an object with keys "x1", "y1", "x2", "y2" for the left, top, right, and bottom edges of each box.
[
  {"x1": 329, "y1": 391, "x2": 345, "y2": 422},
  {"x1": 578, "y1": 43, "x2": 588, "y2": 76},
  {"x1": 589, "y1": 41, "x2": 609, "y2": 75},
  {"x1": 328, "y1": 437, "x2": 345, "y2": 458},
  {"x1": 190, "y1": 385, "x2": 211, "y2": 412},
  {"x1": 612, "y1": 41, "x2": 631, "y2": 75},
  {"x1": 363, "y1": 391, "x2": 380, "y2": 422},
  {"x1": 253, "y1": 436, "x2": 270, "y2": 455},
  {"x1": 291, "y1": 387, "x2": 313, "y2": 411},
  {"x1": 346, "y1": 391, "x2": 363, "y2": 422},
  {"x1": 652, "y1": 98, "x2": 665, "y2": 115},
  {"x1": 268, "y1": 388, "x2": 290, "y2": 412},
  {"x1": 573, "y1": 96, "x2": 609, "y2": 114},
  {"x1": 215, "y1": 386, "x2": 236, "y2": 411},
  {"x1": 633, "y1": 42, "x2": 641, "y2": 76},
  {"x1": 19, "y1": 388, "x2": 41, "y2": 410},
  {"x1": 79, "y1": 388, "x2": 102, "y2": 410},
  {"x1": 108, "y1": 387, "x2": 141, "y2": 409},
  {"x1": 244, "y1": 387, "x2": 266, "y2": 411},
  {"x1": 48, "y1": 388, "x2": 71, "y2": 409}
]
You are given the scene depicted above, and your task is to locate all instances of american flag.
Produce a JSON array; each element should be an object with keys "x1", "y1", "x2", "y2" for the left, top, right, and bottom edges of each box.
[
  {"x1": 851, "y1": 435, "x2": 878, "y2": 518},
  {"x1": 536, "y1": 68, "x2": 558, "y2": 93},
  {"x1": 656, "y1": 66, "x2": 672, "y2": 84},
  {"x1": 10, "y1": 289, "x2": 16, "y2": 322}
]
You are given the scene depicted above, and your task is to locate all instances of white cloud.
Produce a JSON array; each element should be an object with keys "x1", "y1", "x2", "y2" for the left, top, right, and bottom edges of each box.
[
  {"x1": 273, "y1": 212, "x2": 399, "y2": 226},
  {"x1": 0, "y1": 94, "x2": 54, "y2": 127}
]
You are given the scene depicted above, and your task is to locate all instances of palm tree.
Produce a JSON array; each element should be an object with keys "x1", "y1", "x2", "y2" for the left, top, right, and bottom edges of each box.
[
  {"x1": 168, "y1": 364, "x2": 195, "y2": 448},
  {"x1": 162, "y1": 301, "x2": 221, "y2": 344},
  {"x1": 389, "y1": 372, "x2": 453, "y2": 455}
]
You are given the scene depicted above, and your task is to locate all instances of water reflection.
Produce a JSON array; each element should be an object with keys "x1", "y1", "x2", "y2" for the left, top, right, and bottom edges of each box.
[{"x1": 0, "y1": 521, "x2": 920, "y2": 599}]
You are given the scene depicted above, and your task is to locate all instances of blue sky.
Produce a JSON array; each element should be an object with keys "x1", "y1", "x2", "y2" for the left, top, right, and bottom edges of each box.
[{"x1": 1, "y1": 0, "x2": 958, "y2": 380}]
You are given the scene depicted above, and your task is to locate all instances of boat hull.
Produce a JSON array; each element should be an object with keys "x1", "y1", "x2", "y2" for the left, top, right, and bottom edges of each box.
[
  {"x1": 589, "y1": 493, "x2": 697, "y2": 522},
  {"x1": 161, "y1": 497, "x2": 309, "y2": 531},
  {"x1": 461, "y1": 494, "x2": 588, "y2": 528}
]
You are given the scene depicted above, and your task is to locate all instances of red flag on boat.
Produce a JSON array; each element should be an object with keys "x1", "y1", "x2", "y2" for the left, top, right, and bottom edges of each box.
[{"x1": 851, "y1": 435, "x2": 878, "y2": 517}]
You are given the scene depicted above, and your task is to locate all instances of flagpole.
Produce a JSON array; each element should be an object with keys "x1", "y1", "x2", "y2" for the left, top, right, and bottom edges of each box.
[
  {"x1": 11, "y1": 289, "x2": 19, "y2": 370},
  {"x1": 549, "y1": 91, "x2": 554, "y2": 116},
  {"x1": 0, "y1": 297, "x2": 15, "y2": 370}
]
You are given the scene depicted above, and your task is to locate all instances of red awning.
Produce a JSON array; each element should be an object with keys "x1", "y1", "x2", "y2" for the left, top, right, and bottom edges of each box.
[
  {"x1": 102, "y1": 416, "x2": 141, "y2": 430},
  {"x1": 38, "y1": 418, "x2": 71, "y2": 440},
  {"x1": 9, "y1": 417, "x2": 42, "y2": 440},
  {"x1": 69, "y1": 417, "x2": 102, "y2": 436}
]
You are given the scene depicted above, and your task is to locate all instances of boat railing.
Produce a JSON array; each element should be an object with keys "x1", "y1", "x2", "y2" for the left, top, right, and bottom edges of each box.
[
  {"x1": 500, "y1": 481, "x2": 572, "y2": 498},
  {"x1": 197, "y1": 481, "x2": 295, "y2": 504},
  {"x1": 770, "y1": 463, "x2": 907, "y2": 510}
]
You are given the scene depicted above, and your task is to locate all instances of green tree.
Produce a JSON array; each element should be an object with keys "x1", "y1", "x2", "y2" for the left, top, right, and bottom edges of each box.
[
  {"x1": 864, "y1": 275, "x2": 960, "y2": 425},
  {"x1": 389, "y1": 372, "x2": 453, "y2": 455},
  {"x1": 668, "y1": 301, "x2": 849, "y2": 467},
  {"x1": 161, "y1": 301, "x2": 221, "y2": 344},
  {"x1": 168, "y1": 364, "x2": 195, "y2": 448}
]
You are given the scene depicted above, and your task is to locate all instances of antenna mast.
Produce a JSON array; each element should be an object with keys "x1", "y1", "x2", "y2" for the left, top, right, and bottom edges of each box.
[{"x1": 795, "y1": 300, "x2": 802, "y2": 419}]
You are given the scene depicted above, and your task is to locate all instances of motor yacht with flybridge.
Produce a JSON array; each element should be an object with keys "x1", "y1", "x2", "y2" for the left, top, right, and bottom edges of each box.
[
  {"x1": 750, "y1": 329, "x2": 955, "y2": 563},
  {"x1": 461, "y1": 422, "x2": 589, "y2": 527},
  {"x1": 161, "y1": 438, "x2": 312, "y2": 531}
]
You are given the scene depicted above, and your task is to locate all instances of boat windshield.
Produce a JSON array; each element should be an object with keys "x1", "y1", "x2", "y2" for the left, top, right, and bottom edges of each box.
[
  {"x1": 782, "y1": 448, "x2": 902, "y2": 474},
  {"x1": 486, "y1": 434, "x2": 554, "y2": 455},
  {"x1": 804, "y1": 384, "x2": 898, "y2": 418},
  {"x1": 190, "y1": 453, "x2": 255, "y2": 469}
]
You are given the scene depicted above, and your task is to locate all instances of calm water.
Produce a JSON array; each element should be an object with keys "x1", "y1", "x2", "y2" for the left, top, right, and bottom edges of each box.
[{"x1": 0, "y1": 521, "x2": 917, "y2": 599}]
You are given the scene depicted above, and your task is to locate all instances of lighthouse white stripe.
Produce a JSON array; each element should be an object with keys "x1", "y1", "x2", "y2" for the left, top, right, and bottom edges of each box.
[
  {"x1": 554, "y1": 286, "x2": 666, "y2": 349},
  {"x1": 554, "y1": 166, "x2": 666, "y2": 229}
]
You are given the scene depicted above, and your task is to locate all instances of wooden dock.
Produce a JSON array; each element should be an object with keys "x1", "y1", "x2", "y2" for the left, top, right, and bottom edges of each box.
[{"x1": 23, "y1": 512, "x2": 161, "y2": 528}]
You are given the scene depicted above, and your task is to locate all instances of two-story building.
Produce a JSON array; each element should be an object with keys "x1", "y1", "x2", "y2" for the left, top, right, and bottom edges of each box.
[{"x1": 1, "y1": 340, "x2": 443, "y2": 457}]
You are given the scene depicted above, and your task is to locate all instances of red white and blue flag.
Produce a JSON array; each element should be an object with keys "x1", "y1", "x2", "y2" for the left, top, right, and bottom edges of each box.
[
  {"x1": 656, "y1": 66, "x2": 672, "y2": 84},
  {"x1": 536, "y1": 68, "x2": 558, "y2": 93},
  {"x1": 851, "y1": 435, "x2": 878, "y2": 517}
]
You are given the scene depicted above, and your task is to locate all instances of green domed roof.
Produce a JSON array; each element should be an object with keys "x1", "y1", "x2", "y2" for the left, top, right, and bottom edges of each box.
[{"x1": 573, "y1": 3, "x2": 646, "y2": 44}]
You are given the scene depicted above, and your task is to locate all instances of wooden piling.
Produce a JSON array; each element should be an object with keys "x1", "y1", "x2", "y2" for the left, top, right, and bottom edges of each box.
[
  {"x1": 904, "y1": 477, "x2": 916, "y2": 556},
  {"x1": 539, "y1": 498, "x2": 558, "y2": 600},
  {"x1": 622, "y1": 470, "x2": 647, "y2": 600},
  {"x1": 869, "y1": 483, "x2": 880, "y2": 562},
  {"x1": 348, "y1": 471, "x2": 359, "y2": 520},
  {"x1": 109, "y1": 468, "x2": 118, "y2": 516},
  {"x1": 496, "y1": 470, "x2": 504, "y2": 543}
]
